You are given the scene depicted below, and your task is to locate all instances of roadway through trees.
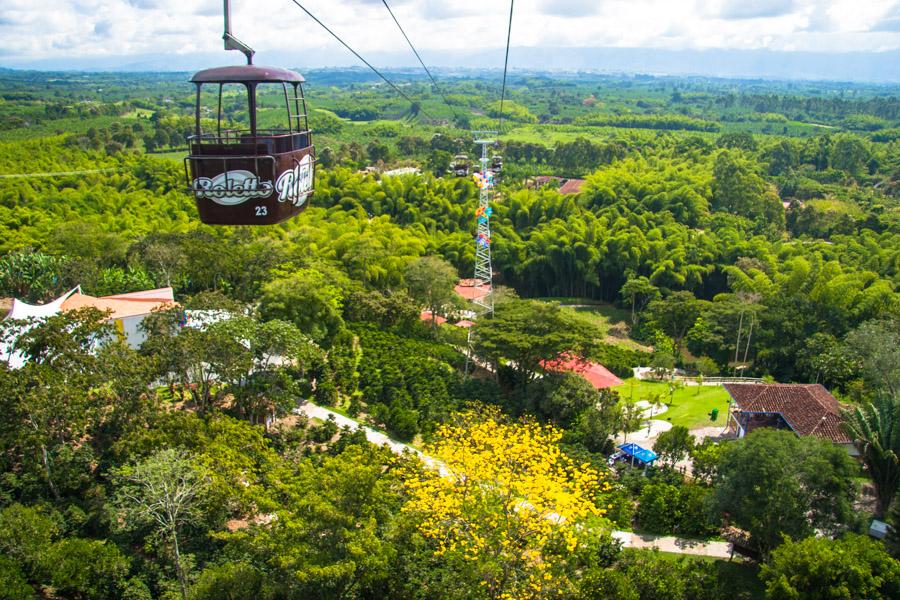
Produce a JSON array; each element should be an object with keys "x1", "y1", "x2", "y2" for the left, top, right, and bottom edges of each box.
[{"x1": 294, "y1": 400, "x2": 734, "y2": 559}]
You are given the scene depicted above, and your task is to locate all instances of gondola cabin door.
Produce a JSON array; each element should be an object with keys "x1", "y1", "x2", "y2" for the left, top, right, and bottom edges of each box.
[{"x1": 185, "y1": 65, "x2": 316, "y2": 225}]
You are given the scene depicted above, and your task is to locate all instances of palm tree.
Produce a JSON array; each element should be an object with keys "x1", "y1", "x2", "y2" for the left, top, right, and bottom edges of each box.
[{"x1": 843, "y1": 397, "x2": 900, "y2": 517}]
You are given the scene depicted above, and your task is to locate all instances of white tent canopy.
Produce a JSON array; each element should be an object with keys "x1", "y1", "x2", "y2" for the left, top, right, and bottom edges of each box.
[
  {"x1": 1, "y1": 287, "x2": 80, "y2": 369},
  {"x1": 8, "y1": 286, "x2": 79, "y2": 320}
]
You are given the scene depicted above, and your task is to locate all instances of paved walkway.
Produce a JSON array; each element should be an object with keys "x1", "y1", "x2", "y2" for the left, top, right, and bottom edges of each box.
[
  {"x1": 295, "y1": 402, "x2": 449, "y2": 475},
  {"x1": 611, "y1": 531, "x2": 731, "y2": 558},
  {"x1": 294, "y1": 401, "x2": 732, "y2": 559}
]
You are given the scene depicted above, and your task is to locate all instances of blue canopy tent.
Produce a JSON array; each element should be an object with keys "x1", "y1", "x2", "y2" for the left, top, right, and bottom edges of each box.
[{"x1": 617, "y1": 443, "x2": 658, "y2": 468}]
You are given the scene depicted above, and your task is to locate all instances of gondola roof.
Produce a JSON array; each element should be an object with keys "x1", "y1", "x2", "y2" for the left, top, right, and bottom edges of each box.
[{"x1": 191, "y1": 65, "x2": 305, "y2": 84}]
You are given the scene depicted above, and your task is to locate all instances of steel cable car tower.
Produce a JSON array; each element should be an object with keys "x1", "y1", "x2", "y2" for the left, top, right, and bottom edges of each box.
[
  {"x1": 463, "y1": 132, "x2": 498, "y2": 377},
  {"x1": 463, "y1": 1, "x2": 514, "y2": 376},
  {"x1": 471, "y1": 131, "x2": 497, "y2": 315}
]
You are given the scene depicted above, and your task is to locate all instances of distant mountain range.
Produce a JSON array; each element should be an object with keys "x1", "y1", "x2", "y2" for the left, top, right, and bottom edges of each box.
[{"x1": 4, "y1": 46, "x2": 899, "y2": 84}]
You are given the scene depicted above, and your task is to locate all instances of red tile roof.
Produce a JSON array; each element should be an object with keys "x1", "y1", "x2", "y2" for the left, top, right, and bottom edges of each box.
[
  {"x1": 455, "y1": 278, "x2": 491, "y2": 301},
  {"x1": 104, "y1": 287, "x2": 175, "y2": 302},
  {"x1": 541, "y1": 353, "x2": 624, "y2": 390},
  {"x1": 558, "y1": 178, "x2": 586, "y2": 195},
  {"x1": 419, "y1": 311, "x2": 447, "y2": 325},
  {"x1": 62, "y1": 288, "x2": 175, "y2": 320},
  {"x1": 724, "y1": 383, "x2": 850, "y2": 444}
]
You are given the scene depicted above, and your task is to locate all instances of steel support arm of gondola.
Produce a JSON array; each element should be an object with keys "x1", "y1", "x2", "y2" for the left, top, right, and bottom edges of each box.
[{"x1": 223, "y1": 0, "x2": 255, "y2": 64}]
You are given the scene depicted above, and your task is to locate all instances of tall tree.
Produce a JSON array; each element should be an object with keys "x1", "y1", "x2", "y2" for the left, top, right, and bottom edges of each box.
[
  {"x1": 218, "y1": 444, "x2": 403, "y2": 599},
  {"x1": 426, "y1": 149, "x2": 451, "y2": 177},
  {"x1": 844, "y1": 318, "x2": 900, "y2": 402},
  {"x1": 0, "y1": 308, "x2": 114, "y2": 500},
  {"x1": 619, "y1": 276, "x2": 659, "y2": 327},
  {"x1": 654, "y1": 425, "x2": 695, "y2": 468},
  {"x1": 646, "y1": 291, "x2": 703, "y2": 353},
  {"x1": 0, "y1": 249, "x2": 68, "y2": 302},
  {"x1": 402, "y1": 408, "x2": 612, "y2": 598},
  {"x1": 712, "y1": 149, "x2": 784, "y2": 227},
  {"x1": 214, "y1": 316, "x2": 322, "y2": 425},
  {"x1": 713, "y1": 429, "x2": 857, "y2": 556},
  {"x1": 761, "y1": 534, "x2": 900, "y2": 600},
  {"x1": 405, "y1": 255, "x2": 459, "y2": 328},
  {"x1": 111, "y1": 449, "x2": 209, "y2": 600},
  {"x1": 473, "y1": 299, "x2": 600, "y2": 387},
  {"x1": 259, "y1": 268, "x2": 347, "y2": 346},
  {"x1": 141, "y1": 309, "x2": 253, "y2": 415}
]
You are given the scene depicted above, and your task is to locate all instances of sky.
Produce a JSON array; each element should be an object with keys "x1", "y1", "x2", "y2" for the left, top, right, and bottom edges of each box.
[{"x1": 2, "y1": 0, "x2": 900, "y2": 76}]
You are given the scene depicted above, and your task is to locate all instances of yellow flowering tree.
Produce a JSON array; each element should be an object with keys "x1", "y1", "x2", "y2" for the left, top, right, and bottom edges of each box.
[{"x1": 402, "y1": 408, "x2": 614, "y2": 599}]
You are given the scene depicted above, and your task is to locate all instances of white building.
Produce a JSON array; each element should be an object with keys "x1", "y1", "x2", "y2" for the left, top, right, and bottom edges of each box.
[{"x1": 2, "y1": 287, "x2": 175, "y2": 368}]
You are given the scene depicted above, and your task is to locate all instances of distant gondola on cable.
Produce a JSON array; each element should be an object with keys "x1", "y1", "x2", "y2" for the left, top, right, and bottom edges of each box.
[
  {"x1": 490, "y1": 155, "x2": 503, "y2": 174},
  {"x1": 452, "y1": 154, "x2": 471, "y2": 177},
  {"x1": 185, "y1": 1, "x2": 315, "y2": 225}
]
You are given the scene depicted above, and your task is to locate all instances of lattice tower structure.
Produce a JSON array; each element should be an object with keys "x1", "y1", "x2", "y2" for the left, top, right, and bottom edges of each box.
[{"x1": 471, "y1": 131, "x2": 497, "y2": 315}]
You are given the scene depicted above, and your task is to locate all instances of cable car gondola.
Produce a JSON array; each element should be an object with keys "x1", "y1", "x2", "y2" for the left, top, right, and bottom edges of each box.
[
  {"x1": 491, "y1": 155, "x2": 503, "y2": 174},
  {"x1": 185, "y1": 1, "x2": 315, "y2": 225},
  {"x1": 452, "y1": 154, "x2": 470, "y2": 177}
]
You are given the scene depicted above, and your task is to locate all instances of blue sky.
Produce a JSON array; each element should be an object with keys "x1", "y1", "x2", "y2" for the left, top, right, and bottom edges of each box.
[{"x1": 2, "y1": 1, "x2": 899, "y2": 72}]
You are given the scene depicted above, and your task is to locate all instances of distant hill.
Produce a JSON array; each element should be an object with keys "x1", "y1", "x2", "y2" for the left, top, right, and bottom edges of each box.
[{"x1": 4, "y1": 46, "x2": 899, "y2": 84}]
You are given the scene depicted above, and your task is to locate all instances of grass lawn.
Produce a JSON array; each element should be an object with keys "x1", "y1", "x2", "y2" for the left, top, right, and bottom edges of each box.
[
  {"x1": 806, "y1": 197, "x2": 864, "y2": 216},
  {"x1": 615, "y1": 378, "x2": 732, "y2": 430},
  {"x1": 151, "y1": 149, "x2": 187, "y2": 162},
  {"x1": 536, "y1": 298, "x2": 650, "y2": 352},
  {"x1": 537, "y1": 298, "x2": 631, "y2": 326}
]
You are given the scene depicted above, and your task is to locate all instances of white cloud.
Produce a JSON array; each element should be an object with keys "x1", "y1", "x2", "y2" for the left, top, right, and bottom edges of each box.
[
  {"x1": 716, "y1": 0, "x2": 797, "y2": 20},
  {"x1": 538, "y1": 0, "x2": 602, "y2": 18},
  {"x1": 870, "y1": 1, "x2": 900, "y2": 31},
  {"x1": 0, "y1": 0, "x2": 897, "y2": 67}
]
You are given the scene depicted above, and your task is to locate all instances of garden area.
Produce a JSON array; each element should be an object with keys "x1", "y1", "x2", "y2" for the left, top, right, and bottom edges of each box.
[{"x1": 615, "y1": 378, "x2": 732, "y2": 430}]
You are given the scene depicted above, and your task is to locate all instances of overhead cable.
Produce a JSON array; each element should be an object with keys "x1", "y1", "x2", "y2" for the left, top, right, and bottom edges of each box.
[
  {"x1": 287, "y1": 0, "x2": 436, "y2": 120},
  {"x1": 381, "y1": 0, "x2": 454, "y2": 113},
  {"x1": 497, "y1": 0, "x2": 515, "y2": 132}
]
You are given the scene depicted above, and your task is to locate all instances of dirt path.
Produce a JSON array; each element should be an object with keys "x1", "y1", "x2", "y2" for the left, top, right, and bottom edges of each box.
[{"x1": 294, "y1": 401, "x2": 733, "y2": 559}]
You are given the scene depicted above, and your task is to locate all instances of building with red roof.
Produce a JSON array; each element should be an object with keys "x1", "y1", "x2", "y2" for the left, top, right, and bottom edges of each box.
[
  {"x1": 558, "y1": 178, "x2": 586, "y2": 195},
  {"x1": 541, "y1": 353, "x2": 624, "y2": 390},
  {"x1": 455, "y1": 278, "x2": 491, "y2": 301},
  {"x1": 527, "y1": 176, "x2": 586, "y2": 195},
  {"x1": 419, "y1": 311, "x2": 447, "y2": 325},
  {"x1": 61, "y1": 287, "x2": 175, "y2": 348},
  {"x1": 724, "y1": 383, "x2": 854, "y2": 452},
  {"x1": 3, "y1": 287, "x2": 175, "y2": 367}
]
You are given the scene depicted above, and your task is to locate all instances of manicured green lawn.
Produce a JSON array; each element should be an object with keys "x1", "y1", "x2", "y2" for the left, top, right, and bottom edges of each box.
[{"x1": 614, "y1": 378, "x2": 732, "y2": 430}]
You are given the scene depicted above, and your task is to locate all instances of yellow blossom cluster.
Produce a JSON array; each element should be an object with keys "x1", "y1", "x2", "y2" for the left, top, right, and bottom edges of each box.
[{"x1": 401, "y1": 408, "x2": 613, "y2": 598}]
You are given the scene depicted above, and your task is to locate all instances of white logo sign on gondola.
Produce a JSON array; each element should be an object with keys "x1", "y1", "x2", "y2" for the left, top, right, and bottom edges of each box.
[
  {"x1": 275, "y1": 154, "x2": 313, "y2": 207},
  {"x1": 193, "y1": 170, "x2": 273, "y2": 206}
]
